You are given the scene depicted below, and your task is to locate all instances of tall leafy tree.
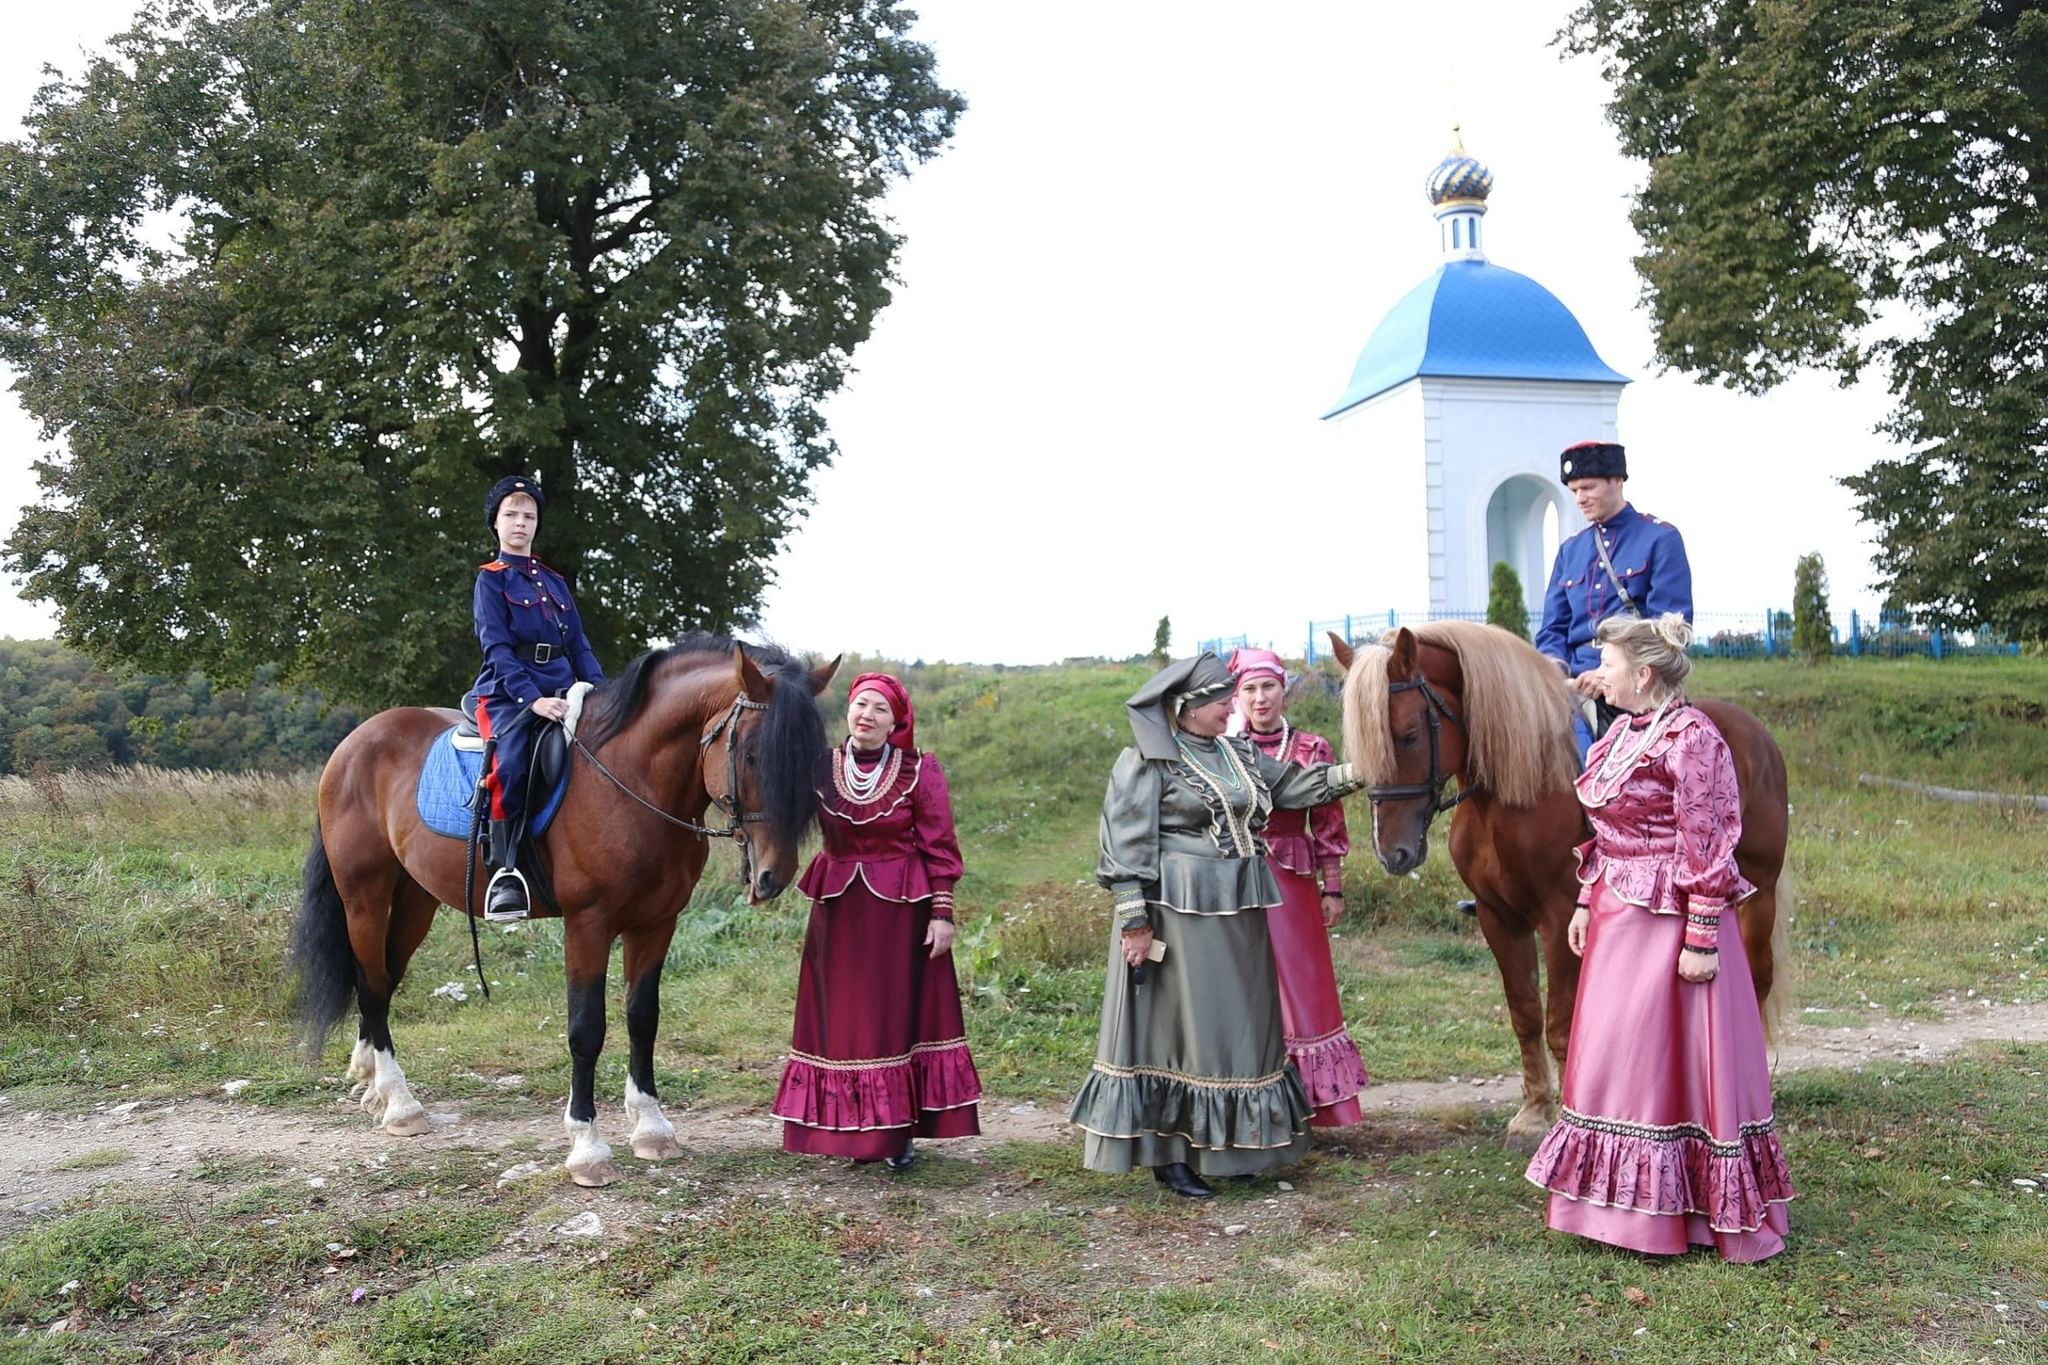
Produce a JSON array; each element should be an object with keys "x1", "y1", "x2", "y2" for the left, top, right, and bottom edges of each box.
[
  {"x1": 0, "y1": 0, "x2": 963, "y2": 707},
  {"x1": 1565, "y1": 1, "x2": 2048, "y2": 641}
]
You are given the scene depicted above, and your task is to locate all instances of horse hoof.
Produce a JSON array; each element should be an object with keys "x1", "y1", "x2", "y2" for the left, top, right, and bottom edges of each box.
[
  {"x1": 383, "y1": 1104, "x2": 430, "y2": 1136},
  {"x1": 631, "y1": 1134, "x2": 682, "y2": 1161},
  {"x1": 1503, "y1": 1106, "x2": 1555, "y2": 1152},
  {"x1": 568, "y1": 1160, "x2": 621, "y2": 1188}
]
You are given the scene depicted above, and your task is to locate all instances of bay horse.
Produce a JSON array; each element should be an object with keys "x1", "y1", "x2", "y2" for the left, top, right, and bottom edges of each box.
[
  {"x1": 1333, "y1": 622, "x2": 1789, "y2": 1147},
  {"x1": 288, "y1": 636, "x2": 836, "y2": 1186}
]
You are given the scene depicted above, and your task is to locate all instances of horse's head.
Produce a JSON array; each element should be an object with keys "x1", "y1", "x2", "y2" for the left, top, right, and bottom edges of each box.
[
  {"x1": 1336, "y1": 628, "x2": 1471, "y2": 876},
  {"x1": 709, "y1": 647, "x2": 840, "y2": 903}
]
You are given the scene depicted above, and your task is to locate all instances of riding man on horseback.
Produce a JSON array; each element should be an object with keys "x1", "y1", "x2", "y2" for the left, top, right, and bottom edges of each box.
[
  {"x1": 472, "y1": 474, "x2": 606, "y2": 921},
  {"x1": 1534, "y1": 441, "x2": 1693, "y2": 761}
]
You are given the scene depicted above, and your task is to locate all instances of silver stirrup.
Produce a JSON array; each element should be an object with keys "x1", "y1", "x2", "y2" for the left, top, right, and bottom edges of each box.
[{"x1": 483, "y1": 865, "x2": 530, "y2": 923}]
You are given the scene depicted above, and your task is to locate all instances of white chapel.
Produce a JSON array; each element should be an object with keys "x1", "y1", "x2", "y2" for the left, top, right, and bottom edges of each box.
[{"x1": 1322, "y1": 136, "x2": 1628, "y2": 615}]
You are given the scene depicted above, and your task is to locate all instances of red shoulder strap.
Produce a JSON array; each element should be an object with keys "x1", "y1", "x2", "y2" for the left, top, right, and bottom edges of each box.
[{"x1": 478, "y1": 559, "x2": 507, "y2": 571}]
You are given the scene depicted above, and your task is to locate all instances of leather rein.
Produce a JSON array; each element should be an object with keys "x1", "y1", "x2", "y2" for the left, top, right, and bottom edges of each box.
[{"x1": 1366, "y1": 673, "x2": 1473, "y2": 819}]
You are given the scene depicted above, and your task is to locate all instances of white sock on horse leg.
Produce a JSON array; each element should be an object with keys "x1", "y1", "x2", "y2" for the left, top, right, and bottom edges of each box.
[
  {"x1": 563, "y1": 1104, "x2": 620, "y2": 1186},
  {"x1": 624, "y1": 1077, "x2": 679, "y2": 1159},
  {"x1": 371, "y1": 1048, "x2": 428, "y2": 1134}
]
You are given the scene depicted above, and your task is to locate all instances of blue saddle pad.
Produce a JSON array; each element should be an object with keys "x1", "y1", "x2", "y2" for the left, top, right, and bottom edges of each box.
[{"x1": 415, "y1": 729, "x2": 567, "y2": 840}]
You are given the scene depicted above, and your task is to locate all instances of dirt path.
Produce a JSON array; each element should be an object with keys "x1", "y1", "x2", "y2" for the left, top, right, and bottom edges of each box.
[
  {"x1": 4, "y1": 993, "x2": 2045, "y2": 1221},
  {"x1": 1364, "y1": 991, "x2": 2048, "y2": 1114}
]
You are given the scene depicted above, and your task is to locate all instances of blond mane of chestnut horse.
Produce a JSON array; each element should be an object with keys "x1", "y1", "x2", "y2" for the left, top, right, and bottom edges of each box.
[
  {"x1": 288, "y1": 636, "x2": 837, "y2": 1186},
  {"x1": 1334, "y1": 622, "x2": 1790, "y2": 1148}
]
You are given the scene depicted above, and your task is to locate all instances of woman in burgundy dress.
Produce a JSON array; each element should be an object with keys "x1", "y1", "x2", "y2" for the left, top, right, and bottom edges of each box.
[
  {"x1": 771, "y1": 672, "x2": 981, "y2": 1170},
  {"x1": 1524, "y1": 614, "x2": 1793, "y2": 1261},
  {"x1": 1228, "y1": 647, "x2": 1368, "y2": 1126}
]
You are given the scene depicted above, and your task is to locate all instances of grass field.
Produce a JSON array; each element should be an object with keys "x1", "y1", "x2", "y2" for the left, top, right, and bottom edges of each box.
[{"x1": 1, "y1": 656, "x2": 2045, "y2": 1361}]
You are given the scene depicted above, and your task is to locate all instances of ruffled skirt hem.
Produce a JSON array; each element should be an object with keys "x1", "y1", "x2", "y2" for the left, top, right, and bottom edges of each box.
[
  {"x1": 1288, "y1": 1027, "x2": 1369, "y2": 1119},
  {"x1": 772, "y1": 1041, "x2": 982, "y2": 1136},
  {"x1": 1068, "y1": 1063, "x2": 1311, "y2": 1172},
  {"x1": 1524, "y1": 1109, "x2": 1795, "y2": 1238}
]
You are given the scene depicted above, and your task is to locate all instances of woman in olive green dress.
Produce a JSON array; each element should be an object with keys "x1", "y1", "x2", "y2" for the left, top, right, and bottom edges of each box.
[{"x1": 1068, "y1": 653, "x2": 1366, "y2": 1198}]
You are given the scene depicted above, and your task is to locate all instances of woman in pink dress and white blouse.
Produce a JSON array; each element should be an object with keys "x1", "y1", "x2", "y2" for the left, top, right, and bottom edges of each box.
[
  {"x1": 1228, "y1": 647, "x2": 1368, "y2": 1127},
  {"x1": 1524, "y1": 614, "x2": 1793, "y2": 1262}
]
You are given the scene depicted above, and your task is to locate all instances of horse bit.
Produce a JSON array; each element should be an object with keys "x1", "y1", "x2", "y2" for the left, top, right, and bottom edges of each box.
[{"x1": 1367, "y1": 673, "x2": 1472, "y2": 820}]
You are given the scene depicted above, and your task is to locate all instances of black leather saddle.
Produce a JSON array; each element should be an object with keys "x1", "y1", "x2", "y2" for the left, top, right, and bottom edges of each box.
[{"x1": 457, "y1": 692, "x2": 570, "y2": 820}]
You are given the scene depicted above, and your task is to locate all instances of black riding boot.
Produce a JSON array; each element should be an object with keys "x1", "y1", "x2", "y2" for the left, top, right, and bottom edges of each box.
[{"x1": 482, "y1": 817, "x2": 529, "y2": 923}]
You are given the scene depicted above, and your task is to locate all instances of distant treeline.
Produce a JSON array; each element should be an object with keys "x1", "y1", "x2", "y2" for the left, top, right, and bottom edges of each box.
[{"x1": 0, "y1": 639, "x2": 360, "y2": 775}]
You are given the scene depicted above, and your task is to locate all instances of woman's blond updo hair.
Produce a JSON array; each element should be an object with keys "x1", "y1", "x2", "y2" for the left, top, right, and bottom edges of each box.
[{"x1": 1594, "y1": 612, "x2": 1694, "y2": 699}]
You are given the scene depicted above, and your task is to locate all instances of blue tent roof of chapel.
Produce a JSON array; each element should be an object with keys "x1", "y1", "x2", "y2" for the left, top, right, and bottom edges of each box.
[{"x1": 1321, "y1": 260, "x2": 1629, "y2": 419}]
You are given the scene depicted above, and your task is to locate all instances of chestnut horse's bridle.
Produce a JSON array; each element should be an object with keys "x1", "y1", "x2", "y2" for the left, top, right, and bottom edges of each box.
[{"x1": 1367, "y1": 673, "x2": 1473, "y2": 821}]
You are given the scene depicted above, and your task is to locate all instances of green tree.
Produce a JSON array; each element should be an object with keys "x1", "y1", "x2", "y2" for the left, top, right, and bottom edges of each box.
[
  {"x1": 0, "y1": 0, "x2": 963, "y2": 708},
  {"x1": 1486, "y1": 561, "x2": 1529, "y2": 639},
  {"x1": 13, "y1": 723, "x2": 111, "y2": 773},
  {"x1": 1564, "y1": 1, "x2": 2048, "y2": 642},
  {"x1": 1152, "y1": 616, "x2": 1172, "y2": 667},
  {"x1": 1792, "y1": 552, "x2": 1833, "y2": 663}
]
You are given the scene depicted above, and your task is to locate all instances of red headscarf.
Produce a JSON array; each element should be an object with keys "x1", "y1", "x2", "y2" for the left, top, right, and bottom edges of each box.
[{"x1": 848, "y1": 671, "x2": 916, "y2": 752}]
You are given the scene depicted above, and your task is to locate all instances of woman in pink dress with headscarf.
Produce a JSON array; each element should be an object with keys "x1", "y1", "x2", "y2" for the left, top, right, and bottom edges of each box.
[
  {"x1": 1524, "y1": 614, "x2": 1793, "y2": 1261},
  {"x1": 772, "y1": 672, "x2": 982, "y2": 1170},
  {"x1": 1228, "y1": 647, "x2": 1368, "y2": 1127}
]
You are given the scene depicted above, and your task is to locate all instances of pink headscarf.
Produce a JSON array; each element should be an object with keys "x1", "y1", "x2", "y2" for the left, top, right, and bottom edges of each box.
[
  {"x1": 848, "y1": 671, "x2": 916, "y2": 751},
  {"x1": 1226, "y1": 648, "x2": 1288, "y2": 736},
  {"x1": 1226, "y1": 647, "x2": 1287, "y2": 685}
]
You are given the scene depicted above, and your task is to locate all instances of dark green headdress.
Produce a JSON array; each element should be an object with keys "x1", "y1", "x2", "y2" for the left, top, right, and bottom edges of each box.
[{"x1": 1124, "y1": 653, "x2": 1234, "y2": 761}]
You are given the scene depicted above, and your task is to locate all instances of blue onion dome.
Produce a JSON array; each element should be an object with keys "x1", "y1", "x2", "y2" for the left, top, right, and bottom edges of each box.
[{"x1": 1426, "y1": 130, "x2": 1494, "y2": 207}]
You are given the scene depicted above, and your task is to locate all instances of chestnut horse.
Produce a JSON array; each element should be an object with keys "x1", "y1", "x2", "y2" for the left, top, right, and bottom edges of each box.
[
  {"x1": 288, "y1": 636, "x2": 835, "y2": 1185},
  {"x1": 1334, "y1": 622, "x2": 1789, "y2": 1147}
]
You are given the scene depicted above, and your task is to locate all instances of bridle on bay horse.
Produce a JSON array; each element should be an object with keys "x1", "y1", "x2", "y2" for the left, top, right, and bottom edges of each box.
[
  {"x1": 572, "y1": 693, "x2": 772, "y2": 885},
  {"x1": 1367, "y1": 672, "x2": 1473, "y2": 823}
]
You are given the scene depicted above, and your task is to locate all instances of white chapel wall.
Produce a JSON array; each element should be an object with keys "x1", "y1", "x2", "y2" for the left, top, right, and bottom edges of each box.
[{"x1": 1419, "y1": 377, "x2": 1624, "y2": 614}]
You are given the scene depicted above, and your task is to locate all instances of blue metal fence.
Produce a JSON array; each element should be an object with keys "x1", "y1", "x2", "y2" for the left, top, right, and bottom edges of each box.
[{"x1": 1284, "y1": 609, "x2": 2019, "y2": 666}]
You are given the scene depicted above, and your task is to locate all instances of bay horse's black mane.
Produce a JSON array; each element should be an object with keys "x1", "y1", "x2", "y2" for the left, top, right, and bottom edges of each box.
[{"x1": 579, "y1": 632, "x2": 823, "y2": 844}]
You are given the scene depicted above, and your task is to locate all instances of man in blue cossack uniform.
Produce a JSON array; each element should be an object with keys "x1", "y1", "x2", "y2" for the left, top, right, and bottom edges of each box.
[
  {"x1": 471, "y1": 474, "x2": 606, "y2": 921},
  {"x1": 1534, "y1": 441, "x2": 1693, "y2": 761}
]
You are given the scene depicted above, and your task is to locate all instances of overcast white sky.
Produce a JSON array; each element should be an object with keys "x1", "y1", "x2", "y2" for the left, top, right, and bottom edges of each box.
[{"x1": 2, "y1": 2, "x2": 1897, "y2": 664}]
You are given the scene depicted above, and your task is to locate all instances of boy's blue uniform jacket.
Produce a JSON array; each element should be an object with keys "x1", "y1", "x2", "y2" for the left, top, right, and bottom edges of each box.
[
  {"x1": 471, "y1": 554, "x2": 604, "y2": 823},
  {"x1": 1534, "y1": 504, "x2": 1693, "y2": 678}
]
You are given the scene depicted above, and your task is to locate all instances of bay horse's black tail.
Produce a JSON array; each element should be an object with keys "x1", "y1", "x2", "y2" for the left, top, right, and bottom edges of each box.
[{"x1": 287, "y1": 819, "x2": 356, "y2": 1056}]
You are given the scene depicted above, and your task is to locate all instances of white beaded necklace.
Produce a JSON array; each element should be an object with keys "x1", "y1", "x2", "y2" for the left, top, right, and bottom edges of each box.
[
  {"x1": 1250, "y1": 719, "x2": 1292, "y2": 763},
  {"x1": 838, "y1": 740, "x2": 898, "y2": 804},
  {"x1": 1592, "y1": 694, "x2": 1678, "y2": 784}
]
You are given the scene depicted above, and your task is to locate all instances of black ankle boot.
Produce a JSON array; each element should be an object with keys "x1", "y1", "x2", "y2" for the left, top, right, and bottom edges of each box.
[
  {"x1": 482, "y1": 818, "x2": 529, "y2": 922},
  {"x1": 484, "y1": 866, "x2": 530, "y2": 922},
  {"x1": 1151, "y1": 1162, "x2": 1214, "y2": 1199},
  {"x1": 884, "y1": 1141, "x2": 917, "y2": 1173}
]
